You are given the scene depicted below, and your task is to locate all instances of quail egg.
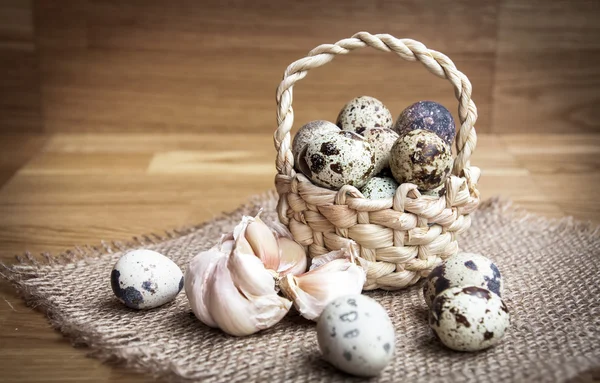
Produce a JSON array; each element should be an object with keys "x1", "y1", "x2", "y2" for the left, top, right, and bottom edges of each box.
[
  {"x1": 362, "y1": 128, "x2": 400, "y2": 174},
  {"x1": 390, "y1": 129, "x2": 453, "y2": 191},
  {"x1": 292, "y1": 120, "x2": 340, "y2": 168},
  {"x1": 429, "y1": 286, "x2": 510, "y2": 351},
  {"x1": 299, "y1": 130, "x2": 375, "y2": 190},
  {"x1": 423, "y1": 252, "x2": 504, "y2": 308},
  {"x1": 317, "y1": 294, "x2": 395, "y2": 377},
  {"x1": 336, "y1": 96, "x2": 393, "y2": 134},
  {"x1": 111, "y1": 249, "x2": 184, "y2": 309},
  {"x1": 360, "y1": 176, "x2": 398, "y2": 200},
  {"x1": 393, "y1": 101, "x2": 456, "y2": 145},
  {"x1": 420, "y1": 183, "x2": 447, "y2": 198}
]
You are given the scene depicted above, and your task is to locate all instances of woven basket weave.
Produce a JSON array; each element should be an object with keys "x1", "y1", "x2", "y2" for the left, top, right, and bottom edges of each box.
[{"x1": 274, "y1": 32, "x2": 481, "y2": 291}]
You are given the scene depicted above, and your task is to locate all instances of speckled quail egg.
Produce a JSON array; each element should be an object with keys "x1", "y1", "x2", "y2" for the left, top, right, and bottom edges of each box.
[
  {"x1": 429, "y1": 286, "x2": 510, "y2": 351},
  {"x1": 362, "y1": 128, "x2": 400, "y2": 174},
  {"x1": 389, "y1": 129, "x2": 453, "y2": 191},
  {"x1": 299, "y1": 130, "x2": 375, "y2": 190},
  {"x1": 393, "y1": 101, "x2": 456, "y2": 145},
  {"x1": 423, "y1": 252, "x2": 504, "y2": 308},
  {"x1": 336, "y1": 96, "x2": 393, "y2": 134},
  {"x1": 317, "y1": 294, "x2": 395, "y2": 377},
  {"x1": 111, "y1": 249, "x2": 184, "y2": 309},
  {"x1": 360, "y1": 176, "x2": 398, "y2": 200},
  {"x1": 421, "y1": 183, "x2": 447, "y2": 198},
  {"x1": 292, "y1": 120, "x2": 340, "y2": 168}
]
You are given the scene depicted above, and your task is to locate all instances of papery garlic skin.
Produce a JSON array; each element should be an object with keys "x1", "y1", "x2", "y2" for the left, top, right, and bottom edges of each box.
[
  {"x1": 279, "y1": 248, "x2": 366, "y2": 321},
  {"x1": 277, "y1": 237, "x2": 308, "y2": 276},
  {"x1": 185, "y1": 244, "x2": 225, "y2": 328}
]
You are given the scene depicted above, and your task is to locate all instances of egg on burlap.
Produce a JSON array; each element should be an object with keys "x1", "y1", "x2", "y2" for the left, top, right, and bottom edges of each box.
[
  {"x1": 393, "y1": 101, "x2": 456, "y2": 145},
  {"x1": 317, "y1": 294, "x2": 395, "y2": 377},
  {"x1": 389, "y1": 129, "x2": 453, "y2": 191},
  {"x1": 291, "y1": 120, "x2": 341, "y2": 167},
  {"x1": 423, "y1": 252, "x2": 504, "y2": 308},
  {"x1": 298, "y1": 130, "x2": 375, "y2": 190},
  {"x1": 110, "y1": 249, "x2": 184, "y2": 309},
  {"x1": 362, "y1": 128, "x2": 399, "y2": 174},
  {"x1": 429, "y1": 286, "x2": 510, "y2": 352},
  {"x1": 336, "y1": 96, "x2": 393, "y2": 134},
  {"x1": 360, "y1": 176, "x2": 399, "y2": 200}
]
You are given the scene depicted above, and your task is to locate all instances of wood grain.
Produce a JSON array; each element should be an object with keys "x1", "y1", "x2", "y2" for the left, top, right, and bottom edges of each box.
[
  {"x1": 0, "y1": 0, "x2": 41, "y2": 133},
  {"x1": 0, "y1": 132, "x2": 598, "y2": 382},
  {"x1": 33, "y1": 0, "x2": 498, "y2": 134},
  {"x1": 492, "y1": 0, "x2": 600, "y2": 134}
]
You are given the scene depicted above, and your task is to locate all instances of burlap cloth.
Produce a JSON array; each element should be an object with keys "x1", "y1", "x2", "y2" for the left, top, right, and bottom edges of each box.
[{"x1": 2, "y1": 192, "x2": 599, "y2": 382}]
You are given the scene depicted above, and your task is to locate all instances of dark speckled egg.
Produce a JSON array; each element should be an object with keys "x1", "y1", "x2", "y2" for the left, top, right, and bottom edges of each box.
[
  {"x1": 111, "y1": 249, "x2": 184, "y2": 309},
  {"x1": 292, "y1": 120, "x2": 341, "y2": 168},
  {"x1": 393, "y1": 101, "x2": 456, "y2": 145},
  {"x1": 298, "y1": 131, "x2": 375, "y2": 190},
  {"x1": 429, "y1": 286, "x2": 510, "y2": 352},
  {"x1": 423, "y1": 252, "x2": 504, "y2": 308},
  {"x1": 389, "y1": 129, "x2": 453, "y2": 191},
  {"x1": 336, "y1": 96, "x2": 393, "y2": 134}
]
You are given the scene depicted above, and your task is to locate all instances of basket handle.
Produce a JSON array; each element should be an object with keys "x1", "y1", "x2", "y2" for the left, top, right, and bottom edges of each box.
[{"x1": 274, "y1": 32, "x2": 478, "y2": 180}]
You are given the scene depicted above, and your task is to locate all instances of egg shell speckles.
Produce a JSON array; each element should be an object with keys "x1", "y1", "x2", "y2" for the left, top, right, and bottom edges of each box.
[
  {"x1": 336, "y1": 96, "x2": 393, "y2": 134},
  {"x1": 110, "y1": 249, "x2": 184, "y2": 309},
  {"x1": 423, "y1": 252, "x2": 504, "y2": 308},
  {"x1": 429, "y1": 286, "x2": 510, "y2": 352},
  {"x1": 390, "y1": 129, "x2": 453, "y2": 191},
  {"x1": 299, "y1": 131, "x2": 375, "y2": 190},
  {"x1": 292, "y1": 120, "x2": 340, "y2": 168},
  {"x1": 393, "y1": 101, "x2": 456, "y2": 145},
  {"x1": 420, "y1": 183, "x2": 447, "y2": 198},
  {"x1": 360, "y1": 177, "x2": 398, "y2": 200},
  {"x1": 317, "y1": 294, "x2": 395, "y2": 377},
  {"x1": 362, "y1": 128, "x2": 399, "y2": 174}
]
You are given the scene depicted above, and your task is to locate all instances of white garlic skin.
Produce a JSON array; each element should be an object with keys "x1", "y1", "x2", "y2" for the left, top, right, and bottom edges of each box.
[
  {"x1": 423, "y1": 252, "x2": 504, "y2": 308},
  {"x1": 317, "y1": 294, "x2": 395, "y2": 377},
  {"x1": 299, "y1": 131, "x2": 375, "y2": 190},
  {"x1": 292, "y1": 120, "x2": 340, "y2": 167},
  {"x1": 360, "y1": 177, "x2": 398, "y2": 200},
  {"x1": 362, "y1": 128, "x2": 399, "y2": 174},
  {"x1": 110, "y1": 249, "x2": 183, "y2": 309},
  {"x1": 336, "y1": 96, "x2": 393, "y2": 134},
  {"x1": 429, "y1": 286, "x2": 510, "y2": 352}
]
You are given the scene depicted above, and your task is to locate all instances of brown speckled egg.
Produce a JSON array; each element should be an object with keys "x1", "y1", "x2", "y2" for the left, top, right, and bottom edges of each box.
[
  {"x1": 390, "y1": 129, "x2": 453, "y2": 191},
  {"x1": 292, "y1": 120, "x2": 340, "y2": 168},
  {"x1": 299, "y1": 131, "x2": 375, "y2": 190},
  {"x1": 393, "y1": 101, "x2": 456, "y2": 145},
  {"x1": 429, "y1": 286, "x2": 510, "y2": 352},
  {"x1": 362, "y1": 128, "x2": 399, "y2": 174},
  {"x1": 360, "y1": 177, "x2": 398, "y2": 200},
  {"x1": 336, "y1": 96, "x2": 393, "y2": 134}
]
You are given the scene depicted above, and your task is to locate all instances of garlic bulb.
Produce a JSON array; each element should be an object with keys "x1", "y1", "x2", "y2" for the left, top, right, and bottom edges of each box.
[
  {"x1": 185, "y1": 212, "x2": 365, "y2": 335},
  {"x1": 185, "y1": 216, "x2": 294, "y2": 336},
  {"x1": 279, "y1": 247, "x2": 367, "y2": 321}
]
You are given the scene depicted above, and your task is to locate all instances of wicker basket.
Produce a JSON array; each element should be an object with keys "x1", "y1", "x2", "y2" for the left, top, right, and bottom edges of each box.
[{"x1": 274, "y1": 32, "x2": 481, "y2": 291}]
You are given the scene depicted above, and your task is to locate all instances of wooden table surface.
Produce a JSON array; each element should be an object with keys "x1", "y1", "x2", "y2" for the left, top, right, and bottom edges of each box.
[{"x1": 0, "y1": 132, "x2": 599, "y2": 382}]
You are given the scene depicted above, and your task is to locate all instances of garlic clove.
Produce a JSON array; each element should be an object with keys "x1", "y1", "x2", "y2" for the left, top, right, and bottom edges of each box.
[
  {"x1": 277, "y1": 237, "x2": 308, "y2": 277},
  {"x1": 208, "y1": 255, "x2": 291, "y2": 336},
  {"x1": 279, "y1": 250, "x2": 366, "y2": 321},
  {"x1": 185, "y1": 244, "x2": 226, "y2": 328},
  {"x1": 234, "y1": 215, "x2": 280, "y2": 271},
  {"x1": 228, "y1": 246, "x2": 278, "y2": 297}
]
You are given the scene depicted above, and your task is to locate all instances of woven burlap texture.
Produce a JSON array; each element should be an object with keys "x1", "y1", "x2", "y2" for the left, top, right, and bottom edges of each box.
[{"x1": 2, "y1": 192, "x2": 599, "y2": 383}]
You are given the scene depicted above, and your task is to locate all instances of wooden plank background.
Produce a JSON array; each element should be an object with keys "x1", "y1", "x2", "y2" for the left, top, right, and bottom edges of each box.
[{"x1": 1, "y1": 0, "x2": 599, "y2": 135}]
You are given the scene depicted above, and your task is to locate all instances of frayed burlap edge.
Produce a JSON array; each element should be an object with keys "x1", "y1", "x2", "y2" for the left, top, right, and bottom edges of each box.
[{"x1": 1, "y1": 192, "x2": 598, "y2": 382}]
